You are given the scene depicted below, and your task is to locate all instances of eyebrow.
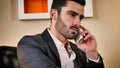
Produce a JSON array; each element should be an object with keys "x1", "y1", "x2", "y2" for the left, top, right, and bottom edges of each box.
[
  {"x1": 68, "y1": 11, "x2": 85, "y2": 19},
  {"x1": 68, "y1": 11, "x2": 78, "y2": 15}
]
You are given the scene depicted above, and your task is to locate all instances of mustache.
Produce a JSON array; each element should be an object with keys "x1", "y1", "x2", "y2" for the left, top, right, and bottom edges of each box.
[{"x1": 70, "y1": 25, "x2": 79, "y2": 31}]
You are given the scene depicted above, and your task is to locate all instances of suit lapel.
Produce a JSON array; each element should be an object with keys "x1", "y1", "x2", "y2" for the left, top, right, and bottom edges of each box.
[
  {"x1": 41, "y1": 29, "x2": 60, "y2": 60},
  {"x1": 70, "y1": 42, "x2": 87, "y2": 68}
]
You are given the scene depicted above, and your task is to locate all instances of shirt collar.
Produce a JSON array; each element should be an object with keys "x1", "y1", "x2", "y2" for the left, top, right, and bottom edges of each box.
[{"x1": 47, "y1": 28, "x2": 64, "y2": 48}]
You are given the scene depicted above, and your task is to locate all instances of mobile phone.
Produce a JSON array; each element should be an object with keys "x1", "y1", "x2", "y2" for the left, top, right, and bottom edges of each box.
[{"x1": 74, "y1": 28, "x2": 83, "y2": 43}]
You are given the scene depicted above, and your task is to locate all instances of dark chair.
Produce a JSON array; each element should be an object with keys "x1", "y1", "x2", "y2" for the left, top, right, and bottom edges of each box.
[{"x1": 0, "y1": 46, "x2": 18, "y2": 68}]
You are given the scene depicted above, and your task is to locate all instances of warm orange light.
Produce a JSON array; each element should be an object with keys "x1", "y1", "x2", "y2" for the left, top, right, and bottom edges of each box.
[{"x1": 24, "y1": 0, "x2": 48, "y2": 13}]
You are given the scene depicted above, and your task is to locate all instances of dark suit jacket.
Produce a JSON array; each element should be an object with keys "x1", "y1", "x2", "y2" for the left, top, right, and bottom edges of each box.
[{"x1": 17, "y1": 29, "x2": 104, "y2": 68}]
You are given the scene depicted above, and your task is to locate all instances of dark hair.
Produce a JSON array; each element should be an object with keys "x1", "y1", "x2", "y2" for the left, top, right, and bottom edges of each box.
[{"x1": 51, "y1": 0, "x2": 86, "y2": 15}]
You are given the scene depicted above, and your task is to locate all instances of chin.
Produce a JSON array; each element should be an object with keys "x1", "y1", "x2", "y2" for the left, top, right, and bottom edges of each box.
[{"x1": 67, "y1": 35, "x2": 75, "y2": 39}]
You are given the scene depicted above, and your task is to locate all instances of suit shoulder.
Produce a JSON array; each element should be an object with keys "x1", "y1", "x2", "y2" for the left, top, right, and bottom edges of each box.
[{"x1": 18, "y1": 34, "x2": 42, "y2": 45}]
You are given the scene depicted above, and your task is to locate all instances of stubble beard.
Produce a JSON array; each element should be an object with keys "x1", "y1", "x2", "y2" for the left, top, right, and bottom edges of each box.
[{"x1": 55, "y1": 15, "x2": 78, "y2": 39}]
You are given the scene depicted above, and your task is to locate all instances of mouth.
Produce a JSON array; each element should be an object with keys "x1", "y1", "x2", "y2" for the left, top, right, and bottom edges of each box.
[{"x1": 70, "y1": 27, "x2": 79, "y2": 34}]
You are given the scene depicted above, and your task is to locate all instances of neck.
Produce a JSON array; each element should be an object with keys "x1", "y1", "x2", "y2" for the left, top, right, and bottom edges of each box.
[{"x1": 49, "y1": 27, "x2": 68, "y2": 45}]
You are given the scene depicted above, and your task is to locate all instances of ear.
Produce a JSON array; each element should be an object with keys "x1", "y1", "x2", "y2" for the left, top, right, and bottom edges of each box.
[{"x1": 50, "y1": 9, "x2": 58, "y2": 21}]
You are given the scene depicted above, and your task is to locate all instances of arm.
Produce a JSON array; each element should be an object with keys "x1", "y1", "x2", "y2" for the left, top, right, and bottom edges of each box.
[{"x1": 17, "y1": 36, "x2": 60, "y2": 68}]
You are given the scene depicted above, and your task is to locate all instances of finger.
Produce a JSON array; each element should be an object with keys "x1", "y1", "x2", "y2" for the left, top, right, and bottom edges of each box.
[
  {"x1": 79, "y1": 25, "x2": 88, "y2": 31},
  {"x1": 79, "y1": 25, "x2": 90, "y2": 36},
  {"x1": 81, "y1": 30, "x2": 92, "y2": 40},
  {"x1": 81, "y1": 30, "x2": 89, "y2": 36},
  {"x1": 81, "y1": 30, "x2": 90, "y2": 40},
  {"x1": 84, "y1": 34, "x2": 91, "y2": 40}
]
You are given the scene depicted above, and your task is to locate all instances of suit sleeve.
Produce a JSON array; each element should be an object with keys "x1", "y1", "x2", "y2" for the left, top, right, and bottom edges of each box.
[
  {"x1": 87, "y1": 55, "x2": 105, "y2": 68},
  {"x1": 17, "y1": 36, "x2": 60, "y2": 68}
]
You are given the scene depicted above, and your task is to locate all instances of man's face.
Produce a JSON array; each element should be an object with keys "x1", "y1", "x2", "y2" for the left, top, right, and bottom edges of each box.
[{"x1": 55, "y1": 1, "x2": 84, "y2": 39}]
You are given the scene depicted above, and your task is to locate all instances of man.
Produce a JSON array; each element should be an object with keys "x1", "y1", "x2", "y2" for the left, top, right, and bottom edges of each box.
[{"x1": 17, "y1": 0, "x2": 104, "y2": 68}]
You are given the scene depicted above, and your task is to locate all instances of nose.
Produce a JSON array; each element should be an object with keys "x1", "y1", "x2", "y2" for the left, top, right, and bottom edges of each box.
[{"x1": 73, "y1": 17, "x2": 81, "y2": 26}]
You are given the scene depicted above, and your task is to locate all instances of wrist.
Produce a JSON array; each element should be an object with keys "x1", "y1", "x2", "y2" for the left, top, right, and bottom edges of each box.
[{"x1": 86, "y1": 50, "x2": 99, "y2": 60}]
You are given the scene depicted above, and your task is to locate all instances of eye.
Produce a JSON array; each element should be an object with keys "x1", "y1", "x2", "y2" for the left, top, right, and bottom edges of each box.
[
  {"x1": 70, "y1": 13, "x2": 76, "y2": 17},
  {"x1": 80, "y1": 15, "x2": 84, "y2": 20},
  {"x1": 68, "y1": 11, "x2": 77, "y2": 18}
]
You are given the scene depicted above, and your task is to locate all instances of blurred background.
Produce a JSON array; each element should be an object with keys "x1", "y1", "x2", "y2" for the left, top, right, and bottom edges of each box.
[{"x1": 0, "y1": 0, "x2": 120, "y2": 68}]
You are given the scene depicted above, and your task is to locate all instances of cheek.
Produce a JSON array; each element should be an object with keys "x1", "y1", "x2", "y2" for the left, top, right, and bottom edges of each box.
[{"x1": 61, "y1": 15, "x2": 73, "y2": 28}]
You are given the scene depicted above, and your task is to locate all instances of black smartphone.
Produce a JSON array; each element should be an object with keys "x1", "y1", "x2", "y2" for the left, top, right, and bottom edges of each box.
[{"x1": 74, "y1": 28, "x2": 83, "y2": 43}]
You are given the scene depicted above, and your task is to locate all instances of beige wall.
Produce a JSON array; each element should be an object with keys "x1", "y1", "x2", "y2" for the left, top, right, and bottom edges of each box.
[{"x1": 0, "y1": 0, "x2": 120, "y2": 68}]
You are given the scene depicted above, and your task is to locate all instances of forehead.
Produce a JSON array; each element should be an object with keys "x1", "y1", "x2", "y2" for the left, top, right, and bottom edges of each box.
[{"x1": 62, "y1": 1, "x2": 84, "y2": 14}]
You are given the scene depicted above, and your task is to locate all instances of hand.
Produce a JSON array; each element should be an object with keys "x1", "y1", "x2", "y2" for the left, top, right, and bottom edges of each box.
[{"x1": 75, "y1": 25, "x2": 99, "y2": 60}]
